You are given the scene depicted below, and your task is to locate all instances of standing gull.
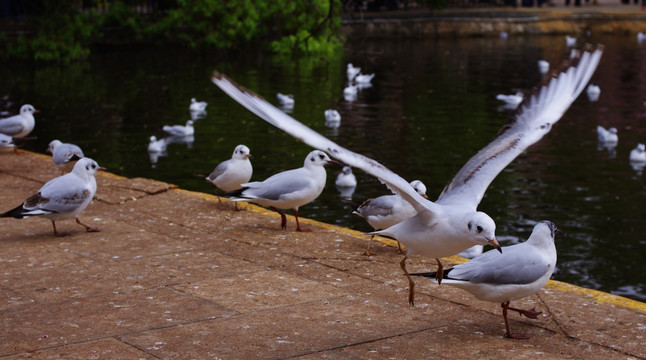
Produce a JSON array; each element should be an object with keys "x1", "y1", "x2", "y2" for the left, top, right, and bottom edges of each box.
[
  {"x1": 206, "y1": 144, "x2": 253, "y2": 209},
  {"x1": 1, "y1": 157, "x2": 103, "y2": 236},
  {"x1": 47, "y1": 139, "x2": 84, "y2": 173},
  {"x1": 412, "y1": 221, "x2": 558, "y2": 339},
  {"x1": 354, "y1": 180, "x2": 428, "y2": 256},
  {"x1": 212, "y1": 46, "x2": 602, "y2": 305},
  {"x1": 0, "y1": 104, "x2": 38, "y2": 151},
  {"x1": 228, "y1": 150, "x2": 337, "y2": 232}
]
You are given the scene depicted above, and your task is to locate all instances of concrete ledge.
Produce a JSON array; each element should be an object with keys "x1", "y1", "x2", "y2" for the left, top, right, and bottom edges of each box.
[{"x1": 0, "y1": 151, "x2": 644, "y2": 358}]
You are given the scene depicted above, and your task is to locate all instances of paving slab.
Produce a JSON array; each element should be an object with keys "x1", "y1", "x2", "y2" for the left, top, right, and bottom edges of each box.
[{"x1": 1, "y1": 152, "x2": 645, "y2": 359}]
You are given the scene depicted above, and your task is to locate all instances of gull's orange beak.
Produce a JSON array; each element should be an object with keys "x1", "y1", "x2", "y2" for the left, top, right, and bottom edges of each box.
[{"x1": 488, "y1": 238, "x2": 502, "y2": 253}]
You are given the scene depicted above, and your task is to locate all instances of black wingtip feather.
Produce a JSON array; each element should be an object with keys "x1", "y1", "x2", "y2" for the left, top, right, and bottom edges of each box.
[{"x1": 0, "y1": 203, "x2": 27, "y2": 219}]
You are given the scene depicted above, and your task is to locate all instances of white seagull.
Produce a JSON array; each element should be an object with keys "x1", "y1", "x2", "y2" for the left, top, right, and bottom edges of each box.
[
  {"x1": 1, "y1": 157, "x2": 103, "y2": 236},
  {"x1": 47, "y1": 139, "x2": 85, "y2": 173},
  {"x1": 335, "y1": 165, "x2": 357, "y2": 188},
  {"x1": 412, "y1": 220, "x2": 558, "y2": 339},
  {"x1": 276, "y1": 93, "x2": 295, "y2": 107},
  {"x1": 163, "y1": 120, "x2": 194, "y2": 137},
  {"x1": 354, "y1": 73, "x2": 375, "y2": 84},
  {"x1": 189, "y1": 98, "x2": 208, "y2": 113},
  {"x1": 597, "y1": 125, "x2": 618, "y2": 144},
  {"x1": 0, "y1": 133, "x2": 15, "y2": 150},
  {"x1": 354, "y1": 180, "x2": 428, "y2": 256},
  {"x1": 630, "y1": 143, "x2": 646, "y2": 163},
  {"x1": 537, "y1": 60, "x2": 549, "y2": 75},
  {"x1": 0, "y1": 104, "x2": 38, "y2": 139},
  {"x1": 347, "y1": 63, "x2": 361, "y2": 81},
  {"x1": 565, "y1": 35, "x2": 577, "y2": 47},
  {"x1": 147, "y1": 135, "x2": 167, "y2": 153},
  {"x1": 206, "y1": 144, "x2": 253, "y2": 209},
  {"x1": 586, "y1": 83, "x2": 601, "y2": 102},
  {"x1": 228, "y1": 150, "x2": 338, "y2": 232},
  {"x1": 211, "y1": 45, "x2": 602, "y2": 305},
  {"x1": 496, "y1": 92, "x2": 524, "y2": 109},
  {"x1": 324, "y1": 109, "x2": 341, "y2": 129}
]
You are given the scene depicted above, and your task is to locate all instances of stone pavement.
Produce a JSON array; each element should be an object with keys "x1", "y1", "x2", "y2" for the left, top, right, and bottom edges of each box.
[{"x1": 1, "y1": 151, "x2": 645, "y2": 359}]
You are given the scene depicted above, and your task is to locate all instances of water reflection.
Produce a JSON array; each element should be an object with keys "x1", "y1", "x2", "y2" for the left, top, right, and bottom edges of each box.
[{"x1": 2, "y1": 34, "x2": 646, "y2": 301}]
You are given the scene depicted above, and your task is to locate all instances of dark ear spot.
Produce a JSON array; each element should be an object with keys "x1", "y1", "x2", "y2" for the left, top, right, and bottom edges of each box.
[{"x1": 468, "y1": 222, "x2": 472, "y2": 231}]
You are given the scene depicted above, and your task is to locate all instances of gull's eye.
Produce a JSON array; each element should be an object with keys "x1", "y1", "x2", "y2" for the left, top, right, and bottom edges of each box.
[
  {"x1": 318, "y1": 154, "x2": 325, "y2": 160},
  {"x1": 476, "y1": 225, "x2": 483, "y2": 233}
]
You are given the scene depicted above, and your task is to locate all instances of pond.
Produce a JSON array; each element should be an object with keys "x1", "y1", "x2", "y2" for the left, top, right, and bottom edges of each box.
[{"x1": 2, "y1": 33, "x2": 645, "y2": 302}]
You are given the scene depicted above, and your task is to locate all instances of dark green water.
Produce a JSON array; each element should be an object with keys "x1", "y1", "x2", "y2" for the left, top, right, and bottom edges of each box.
[{"x1": 2, "y1": 34, "x2": 645, "y2": 301}]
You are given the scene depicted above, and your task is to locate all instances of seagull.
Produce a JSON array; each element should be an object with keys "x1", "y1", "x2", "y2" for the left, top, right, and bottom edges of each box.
[
  {"x1": 335, "y1": 165, "x2": 357, "y2": 188},
  {"x1": 0, "y1": 157, "x2": 103, "y2": 237},
  {"x1": 163, "y1": 120, "x2": 194, "y2": 137},
  {"x1": 354, "y1": 180, "x2": 428, "y2": 256},
  {"x1": 496, "y1": 92, "x2": 523, "y2": 109},
  {"x1": 630, "y1": 143, "x2": 646, "y2": 163},
  {"x1": 586, "y1": 83, "x2": 600, "y2": 102},
  {"x1": 324, "y1": 109, "x2": 341, "y2": 127},
  {"x1": 354, "y1": 73, "x2": 375, "y2": 84},
  {"x1": 206, "y1": 144, "x2": 253, "y2": 209},
  {"x1": 0, "y1": 133, "x2": 15, "y2": 150},
  {"x1": 565, "y1": 35, "x2": 577, "y2": 47},
  {"x1": 412, "y1": 221, "x2": 558, "y2": 339},
  {"x1": 597, "y1": 125, "x2": 618, "y2": 144},
  {"x1": 47, "y1": 139, "x2": 84, "y2": 173},
  {"x1": 147, "y1": 135, "x2": 167, "y2": 153},
  {"x1": 343, "y1": 84, "x2": 358, "y2": 101},
  {"x1": 276, "y1": 93, "x2": 295, "y2": 107},
  {"x1": 347, "y1": 63, "x2": 361, "y2": 81},
  {"x1": 211, "y1": 45, "x2": 603, "y2": 305},
  {"x1": 0, "y1": 104, "x2": 38, "y2": 140},
  {"x1": 227, "y1": 150, "x2": 338, "y2": 232},
  {"x1": 638, "y1": 32, "x2": 646, "y2": 43},
  {"x1": 189, "y1": 98, "x2": 208, "y2": 113},
  {"x1": 537, "y1": 60, "x2": 549, "y2": 75}
]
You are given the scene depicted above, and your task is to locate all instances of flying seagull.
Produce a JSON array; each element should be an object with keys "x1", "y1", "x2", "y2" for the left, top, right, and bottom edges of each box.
[{"x1": 211, "y1": 45, "x2": 602, "y2": 305}]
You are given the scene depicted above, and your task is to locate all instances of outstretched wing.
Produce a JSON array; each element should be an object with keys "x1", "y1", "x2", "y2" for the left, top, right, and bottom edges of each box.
[
  {"x1": 212, "y1": 73, "x2": 440, "y2": 218},
  {"x1": 437, "y1": 46, "x2": 603, "y2": 208}
]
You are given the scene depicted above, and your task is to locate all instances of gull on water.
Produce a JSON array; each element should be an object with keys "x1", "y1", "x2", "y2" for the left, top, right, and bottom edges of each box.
[
  {"x1": 0, "y1": 104, "x2": 38, "y2": 143},
  {"x1": 1, "y1": 158, "x2": 103, "y2": 236},
  {"x1": 324, "y1": 109, "x2": 341, "y2": 129},
  {"x1": 227, "y1": 150, "x2": 338, "y2": 232},
  {"x1": 47, "y1": 139, "x2": 84, "y2": 173},
  {"x1": 354, "y1": 73, "x2": 375, "y2": 84},
  {"x1": 206, "y1": 144, "x2": 253, "y2": 209},
  {"x1": 335, "y1": 165, "x2": 357, "y2": 188},
  {"x1": 277, "y1": 93, "x2": 294, "y2": 107},
  {"x1": 565, "y1": 35, "x2": 577, "y2": 47},
  {"x1": 347, "y1": 63, "x2": 361, "y2": 81},
  {"x1": 496, "y1": 92, "x2": 523, "y2": 109},
  {"x1": 212, "y1": 45, "x2": 602, "y2": 305},
  {"x1": 537, "y1": 60, "x2": 549, "y2": 75},
  {"x1": 586, "y1": 83, "x2": 601, "y2": 102},
  {"x1": 189, "y1": 98, "x2": 208, "y2": 113},
  {"x1": 412, "y1": 221, "x2": 558, "y2": 339},
  {"x1": 354, "y1": 180, "x2": 427, "y2": 256},
  {"x1": 630, "y1": 143, "x2": 646, "y2": 163},
  {"x1": 163, "y1": 120, "x2": 194, "y2": 137},
  {"x1": 597, "y1": 125, "x2": 618, "y2": 144},
  {"x1": 147, "y1": 135, "x2": 167, "y2": 153}
]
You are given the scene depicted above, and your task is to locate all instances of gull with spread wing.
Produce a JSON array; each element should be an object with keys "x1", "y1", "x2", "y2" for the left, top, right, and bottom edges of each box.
[{"x1": 212, "y1": 46, "x2": 603, "y2": 305}]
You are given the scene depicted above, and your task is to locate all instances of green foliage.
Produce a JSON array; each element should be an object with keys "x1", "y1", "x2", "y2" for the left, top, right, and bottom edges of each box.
[{"x1": 1, "y1": 0, "x2": 343, "y2": 61}]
